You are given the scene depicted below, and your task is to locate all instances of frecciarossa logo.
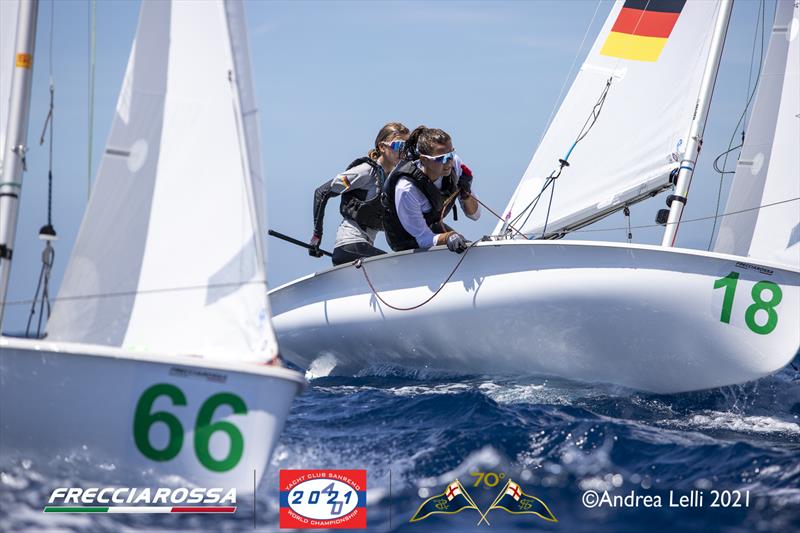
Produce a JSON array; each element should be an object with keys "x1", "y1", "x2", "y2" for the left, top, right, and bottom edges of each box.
[{"x1": 279, "y1": 470, "x2": 366, "y2": 529}]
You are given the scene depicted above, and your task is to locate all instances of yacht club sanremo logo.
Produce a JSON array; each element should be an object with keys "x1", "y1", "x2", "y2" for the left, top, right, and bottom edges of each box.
[{"x1": 410, "y1": 478, "x2": 556, "y2": 526}]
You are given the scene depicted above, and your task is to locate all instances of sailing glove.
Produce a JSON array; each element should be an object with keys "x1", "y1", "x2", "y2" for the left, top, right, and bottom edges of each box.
[
  {"x1": 308, "y1": 233, "x2": 324, "y2": 258},
  {"x1": 457, "y1": 162, "x2": 473, "y2": 199},
  {"x1": 446, "y1": 232, "x2": 468, "y2": 254}
]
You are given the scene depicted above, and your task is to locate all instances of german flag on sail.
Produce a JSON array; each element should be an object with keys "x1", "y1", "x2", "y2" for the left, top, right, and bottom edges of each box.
[{"x1": 600, "y1": 0, "x2": 686, "y2": 62}]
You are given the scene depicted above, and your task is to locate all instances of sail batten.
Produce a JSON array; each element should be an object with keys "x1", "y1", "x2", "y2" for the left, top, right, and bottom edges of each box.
[{"x1": 498, "y1": 0, "x2": 719, "y2": 239}]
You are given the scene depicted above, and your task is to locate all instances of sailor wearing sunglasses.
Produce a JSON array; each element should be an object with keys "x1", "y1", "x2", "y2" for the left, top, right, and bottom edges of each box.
[
  {"x1": 382, "y1": 126, "x2": 480, "y2": 254},
  {"x1": 310, "y1": 122, "x2": 410, "y2": 265}
]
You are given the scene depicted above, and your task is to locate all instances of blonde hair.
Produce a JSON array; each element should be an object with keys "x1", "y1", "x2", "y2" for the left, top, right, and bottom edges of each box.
[{"x1": 368, "y1": 122, "x2": 410, "y2": 160}]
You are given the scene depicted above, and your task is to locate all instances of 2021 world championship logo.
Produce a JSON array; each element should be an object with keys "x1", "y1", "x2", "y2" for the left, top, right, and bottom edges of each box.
[{"x1": 279, "y1": 470, "x2": 366, "y2": 529}]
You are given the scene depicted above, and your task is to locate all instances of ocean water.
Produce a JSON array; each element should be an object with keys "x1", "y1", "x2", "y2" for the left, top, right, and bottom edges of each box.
[{"x1": 2, "y1": 356, "x2": 799, "y2": 532}]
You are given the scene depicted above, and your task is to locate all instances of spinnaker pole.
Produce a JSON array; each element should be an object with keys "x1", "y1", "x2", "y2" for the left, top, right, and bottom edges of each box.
[
  {"x1": 661, "y1": 0, "x2": 733, "y2": 247},
  {"x1": 0, "y1": 0, "x2": 39, "y2": 330}
]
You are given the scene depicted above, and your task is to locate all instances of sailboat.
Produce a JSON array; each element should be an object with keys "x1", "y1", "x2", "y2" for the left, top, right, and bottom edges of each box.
[
  {"x1": 0, "y1": 0, "x2": 304, "y2": 492},
  {"x1": 269, "y1": 0, "x2": 799, "y2": 394}
]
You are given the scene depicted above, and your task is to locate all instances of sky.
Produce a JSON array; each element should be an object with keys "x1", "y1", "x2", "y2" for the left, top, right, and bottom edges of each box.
[{"x1": 2, "y1": 0, "x2": 776, "y2": 334}]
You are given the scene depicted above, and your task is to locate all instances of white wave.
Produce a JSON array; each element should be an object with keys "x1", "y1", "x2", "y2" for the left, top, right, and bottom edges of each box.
[
  {"x1": 305, "y1": 353, "x2": 338, "y2": 380},
  {"x1": 388, "y1": 383, "x2": 473, "y2": 397},
  {"x1": 672, "y1": 411, "x2": 800, "y2": 435}
]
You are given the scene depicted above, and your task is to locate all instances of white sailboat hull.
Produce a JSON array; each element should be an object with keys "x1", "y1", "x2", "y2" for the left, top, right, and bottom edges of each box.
[
  {"x1": 270, "y1": 241, "x2": 799, "y2": 393},
  {"x1": 0, "y1": 337, "x2": 304, "y2": 493}
]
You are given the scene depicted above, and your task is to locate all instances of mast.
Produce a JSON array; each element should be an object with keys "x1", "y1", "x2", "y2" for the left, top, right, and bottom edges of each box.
[
  {"x1": 661, "y1": 0, "x2": 733, "y2": 247},
  {"x1": 0, "y1": 0, "x2": 39, "y2": 331}
]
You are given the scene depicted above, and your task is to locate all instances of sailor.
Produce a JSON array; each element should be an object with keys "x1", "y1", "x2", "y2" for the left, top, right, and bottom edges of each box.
[
  {"x1": 309, "y1": 122, "x2": 410, "y2": 265},
  {"x1": 382, "y1": 126, "x2": 480, "y2": 254}
]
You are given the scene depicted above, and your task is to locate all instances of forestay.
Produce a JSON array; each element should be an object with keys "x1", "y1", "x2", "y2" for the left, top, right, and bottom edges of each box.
[
  {"x1": 498, "y1": 0, "x2": 720, "y2": 238},
  {"x1": 0, "y1": 0, "x2": 20, "y2": 181},
  {"x1": 47, "y1": 0, "x2": 279, "y2": 363},
  {"x1": 713, "y1": 0, "x2": 799, "y2": 270}
]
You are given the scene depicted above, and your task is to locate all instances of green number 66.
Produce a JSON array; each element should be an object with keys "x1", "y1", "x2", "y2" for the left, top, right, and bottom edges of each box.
[{"x1": 133, "y1": 383, "x2": 247, "y2": 472}]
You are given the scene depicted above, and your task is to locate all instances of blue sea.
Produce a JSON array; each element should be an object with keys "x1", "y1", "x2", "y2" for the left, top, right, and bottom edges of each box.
[{"x1": 2, "y1": 356, "x2": 799, "y2": 532}]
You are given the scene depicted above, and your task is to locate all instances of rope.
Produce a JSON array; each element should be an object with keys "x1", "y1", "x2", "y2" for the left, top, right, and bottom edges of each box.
[
  {"x1": 25, "y1": 243, "x2": 54, "y2": 338},
  {"x1": 623, "y1": 206, "x2": 632, "y2": 243},
  {"x1": 537, "y1": 0, "x2": 604, "y2": 147},
  {"x1": 25, "y1": 1, "x2": 58, "y2": 337},
  {"x1": 541, "y1": 178, "x2": 557, "y2": 238},
  {"x1": 553, "y1": 197, "x2": 800, "y2": 236},
  {"x1": 507, "y1": 78, "x2": 612, "y2": 234},
  {"x1": 87, "y1": 0, "x2": 96, "y2": 199},
  {"x1": 354, "y1": 241, "x2": 479, "y2": 312},
  {"x1": 471, "y1": 194, "x2": 527, "y2": 240},
  {"x1": 2, "y1": 279, "x2": 268, "y2": 309},
  {"x1": 712, "y1": 143, "x2": 743, "y2": 174}
]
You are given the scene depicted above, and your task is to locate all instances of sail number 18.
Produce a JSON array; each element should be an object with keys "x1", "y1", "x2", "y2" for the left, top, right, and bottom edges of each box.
[{"x1": 713, "y1": 272, "x2": 782, "y2": 335}]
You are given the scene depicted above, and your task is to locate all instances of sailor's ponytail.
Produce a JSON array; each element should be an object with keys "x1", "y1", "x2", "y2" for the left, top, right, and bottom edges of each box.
[{"x1": 405, "y1": 126, "x2": 451, "y2": 160}]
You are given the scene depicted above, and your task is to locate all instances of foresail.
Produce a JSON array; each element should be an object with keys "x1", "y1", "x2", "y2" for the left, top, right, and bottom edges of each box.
[
  {"x1": 48, "y1": 0, "x2": 277, "y2": 362},
  {"x1": 498, "y1": 0, "x2": 720, "y2": 238},
  {"x1": 0, "y1": 0, "x2": 20, "y2": 180},
  {"x1": 713, "y1": 0, "x2": 799, "y2": 270}
]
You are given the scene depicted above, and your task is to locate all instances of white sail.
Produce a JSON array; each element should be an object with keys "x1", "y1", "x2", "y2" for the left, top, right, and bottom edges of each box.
[
  {"x1": 47, "y1": 0, "x2": 278, "y2": 363},
  {"x1": 713, "y1": 0, "x2": 799, "y2": 269},
  {"x1": 498, "y1": 0, "x2": 720, "y2": 238},
  {"x1": 0, "y1": 0, "x2": 20, "y2": 181}
]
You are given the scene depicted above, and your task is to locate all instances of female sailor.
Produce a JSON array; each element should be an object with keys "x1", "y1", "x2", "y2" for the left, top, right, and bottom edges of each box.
[
  {"x1": 309, "y1": 122, "x2": 410, "y2": 265},
  {"x1": 382, "y1": 126, "x2": 480, "y2": 254}
]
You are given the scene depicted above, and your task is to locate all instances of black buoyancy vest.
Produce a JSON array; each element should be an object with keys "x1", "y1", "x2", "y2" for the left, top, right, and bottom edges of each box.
[
  {"x1": 381, "y1": 160, "x2": 459, "y2": 252},
  {"x1": 339, "y1": 157, "x2": 385, "y2": 231}
]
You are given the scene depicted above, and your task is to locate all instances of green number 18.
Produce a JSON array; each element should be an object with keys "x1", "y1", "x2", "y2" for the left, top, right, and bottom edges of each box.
[{"x1": 713, "y1": 272, "x2": 782, "y2": 335}]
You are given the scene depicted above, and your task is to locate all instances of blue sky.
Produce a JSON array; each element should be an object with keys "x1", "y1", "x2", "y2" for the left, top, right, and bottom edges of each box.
[{"x1": 3, "y1": 0, "x2": 774, "y2": 333}]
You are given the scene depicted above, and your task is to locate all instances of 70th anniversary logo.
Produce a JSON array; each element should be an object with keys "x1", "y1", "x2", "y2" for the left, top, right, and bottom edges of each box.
[{"x1": 410, "y1": 473, "x2": 557, "y2": 526}]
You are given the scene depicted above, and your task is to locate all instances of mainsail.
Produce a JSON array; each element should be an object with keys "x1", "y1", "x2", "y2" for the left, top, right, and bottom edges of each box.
[
  {"x1": 713, "y1": 0, "x2": 799, "y2": 269},
  {"x1": 498, "y1": 0, "x2": 721, "y2": 238},
  {"x1": 47, "y1": 0, "x2": 279, "y2": 362}
]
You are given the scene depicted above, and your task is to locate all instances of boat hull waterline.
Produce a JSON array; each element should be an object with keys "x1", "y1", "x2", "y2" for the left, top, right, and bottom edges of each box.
[
  {"x1": 270, "y1": 240, "x2": 799, "y2": 394},
  {"x1": 0, "y1": 337, "x2": 305, "y2": 493}
]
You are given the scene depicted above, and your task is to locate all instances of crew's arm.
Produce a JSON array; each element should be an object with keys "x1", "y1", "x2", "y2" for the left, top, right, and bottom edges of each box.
[
  {"x1": 453, "y1": 154, "x2": 480, "y2": 220},
  {"x1": 395, "y1": 180, "x2": 441, "y2": 249},
  {"x1": 312, "y1": 166, "x2": 372, "y2": 236},
  {"x1": 460, "y1": 194, "x2": 480, "y2": 219},
  {"x1": 312, "y1": 180, "x2": 337, "y2": 237}
]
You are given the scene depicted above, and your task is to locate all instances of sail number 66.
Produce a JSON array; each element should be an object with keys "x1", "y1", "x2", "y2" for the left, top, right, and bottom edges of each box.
[
  {"x1": 713, "y1": 272, "x2": 782, "y2": 335},
  {"x1": 133, "y1": 383, "x2": 247, "y2": 472}
]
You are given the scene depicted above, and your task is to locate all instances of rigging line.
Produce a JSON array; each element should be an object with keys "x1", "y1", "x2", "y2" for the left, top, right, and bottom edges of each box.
[
  {"x1": 712, "y1": 143, "x2": 743, "y2": 174},
  {"x1": 624, "y1": 205, "x2": 632, "y2": 243},
  {"x1": 354, "y1": 241, "x2": 479, "y2": 312},
  {"x1": 544, "y1": 197, "x2": 800, "y2": 236},
  {"x1": 743, "y1": 0, "x2": 765, "y2": 133},
  {"x1": 1, "y1": 279, "x2": 269, "y2": 308},
  {"x1": 39, "y1": 0, "x2": 56, "y2": 227},
  {"x1": 706, "y1": 0, "x2": 766, "y2": 251},
  {"x1": 537, "y1": 0, "x2": 604, "y2": 146},
  {"x1": 506, "y1": 0, "x2": 603, "y2": 223},
  {"x1": 87, "y1": 0, "x2": 96, "y2": 200},
  {"x1": 469, "y1": 194, "x2": 528, "y2": 240},
  {"x1": 510, "y1": 173, "x2": 555, "y2": 229},
  {"x1": 541, "y1": 178, "x2": 557, "y2": 238},
  {"x1": 27, "y1": 1, "x2": 58, "y2": 339},
  {"x1": 508, "y1": 77, "x2": 610, "y2": 233}
]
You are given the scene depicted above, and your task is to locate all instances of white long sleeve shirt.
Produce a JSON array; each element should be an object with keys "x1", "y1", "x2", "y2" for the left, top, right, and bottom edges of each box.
[{"x1": 394, "y1": 158, "x2": 480, "y2": 249}]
